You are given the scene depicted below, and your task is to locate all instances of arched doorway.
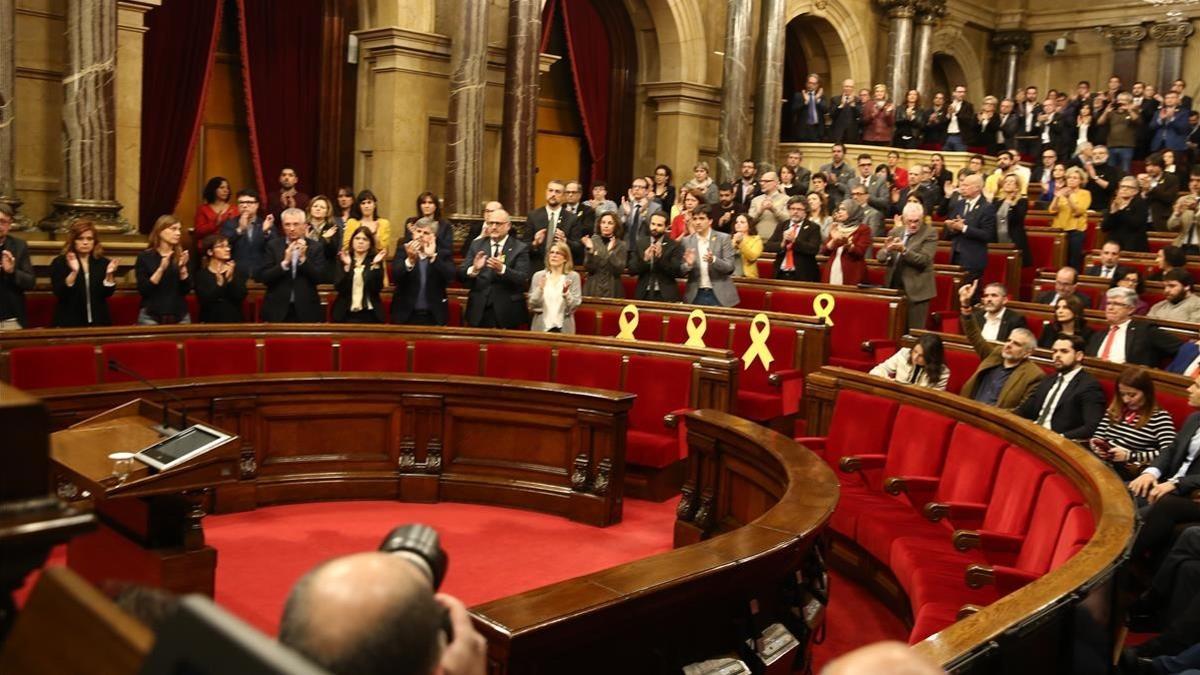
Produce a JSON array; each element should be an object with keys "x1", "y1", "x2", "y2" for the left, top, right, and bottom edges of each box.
[
  {"x1": 931, "y1": 53, "x2": 967, "y2": 99},
  {"x1": 536, "y1": 0, "x2": 638, "y2": 206},
  {"x1": 782, "y1": 14, "x2": 851, "y2": 140}
]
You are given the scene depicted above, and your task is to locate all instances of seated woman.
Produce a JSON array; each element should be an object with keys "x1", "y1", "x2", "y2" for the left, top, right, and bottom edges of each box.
[
  {"x1": 1149, "y1": 245, "x2": 1188, "y2": 282},
  {"x1": 868, "y1": 333, "x2": 950, "y2": 390},
  {"x1": 194, "y1": 234, "x2": 248, "y2": 323},
  {"x1": 135, "y1": 215, "x2": 192, "y2": 325},
  {"x1": 731, "y1": 213, "x2": 763, "y2": 278},
  {"x1": 1102, "y1": 269, "x2": 1151, "y2": 315},
  {"x1": 1038, "y1": 295, "x2": 1094, "y2": 348},
  {"x1": 528, "y1": 241, "x2": 582, "y2": 333},
  {"x1": 332, "y1": 226, "x2": 386, "y2": 323},
  {"x1": 582, "y1": 212, "x2": 627, "y2": 298},
  {"x1": 1089, "y1": 366, "x2": 1176, "y2": 480},
  {"x1": 820, "y1": 200, "x2": 872, "y2": 286},
  {"x1": 50, "y1": 219, "x2": 118, "y2": 327}
]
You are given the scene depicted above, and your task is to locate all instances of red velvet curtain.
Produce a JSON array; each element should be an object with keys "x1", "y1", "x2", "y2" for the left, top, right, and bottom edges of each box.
[
  {"x1": 236, "y1": 0, "x2": 324, "y2": 200},
  {"x1": 138, "y1": 0, "x2": 223, "y2": 232},
  {"x1": 560, "y1": 0, "x2": 611, "y2": 181}
]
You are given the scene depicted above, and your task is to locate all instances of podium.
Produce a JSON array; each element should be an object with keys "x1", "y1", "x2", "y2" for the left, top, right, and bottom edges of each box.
[{"x1": 51, "y1": 399, "x2": 239, "y2": 597}]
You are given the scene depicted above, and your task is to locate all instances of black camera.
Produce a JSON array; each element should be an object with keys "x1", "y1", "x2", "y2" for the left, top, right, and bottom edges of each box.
[{"x1": 379, "y1": 524, "x2": 450, "y2": 590}]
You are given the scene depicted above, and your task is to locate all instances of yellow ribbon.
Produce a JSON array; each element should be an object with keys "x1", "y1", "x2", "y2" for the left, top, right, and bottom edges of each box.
[
  {"x1": 813, "y1": 293, "x2": 836, "y2": 326},
  {"x1": 742, "y1": 313, "x2": 775, "y2": 371},
  {"x1": 616, "y1": 304, "x2": 639, "y2": 341},
  {"x1": 684, "y1": 309, "x2": 708, "y2": 347}
]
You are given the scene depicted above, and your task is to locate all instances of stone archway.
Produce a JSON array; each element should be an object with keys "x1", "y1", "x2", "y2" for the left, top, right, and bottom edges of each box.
[
  {"x1": 785, "y1": 0, "x2": 871, "y2": 86},
  {"x1": 931, "y1": 27, "x2": 986, "y2": 101}
]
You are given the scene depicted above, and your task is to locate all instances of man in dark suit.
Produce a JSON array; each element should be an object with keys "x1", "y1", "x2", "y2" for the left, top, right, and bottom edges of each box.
[
  {"x1": 0, "y1": 203, "x2": 34, "y2": 329},
  {"x1": 1087, "y1": 286, "x2": 1181, "y2": 366},
  {"x1": 1015, "y1": 86, "x2": 1044, "y2": 160},
  {"x1": 791, "y1": 73, "x2": 827, "y2": 141},
  {"x1": 1145, "y1": 153, "x2": 1181, "y2": 230},
  {"x1": 970, "y1": 282, "x2": 1028, "y2": 342},
  {"x1": 460, "y1": 209, "x2": 531, "y2": 328},
  {"x1": 944, "y1": 174, "x2": 995, "y2": 288},
  {"x1": 828, "y1": 79, "x2": 861, "y2": 144},
  {"x1": 258, "y1": 207, "x2": 326, "y2": 322},
  {"x1": 943, "y1": 85, "x2": 976, "y2": 151},
  {"x1": 462, "y1": 200, "x2": 503, "y2": 257},
  {"x1": 990, "y1": 98, "x2": 1021, "y2": 154},
  {"x1": 222, "y1": 189, "x2": 273, "y2": 281},
  {"x1": 265, "y1": 166, "x2": 311, "y2": 221},
  {"x1": 562, "y1": 181, "x2": 595, "y2": 237},
  {"x1": 620, "y1": 177, "x2": 663, "y2": 251},
  {"x1": 1034, "y1": 267, "x2": 1094, "y2": 309},
  {"x1": 784, "y1": 150, "x2": 813, "y2": 194},
  {"x1": 732, "y1": 159, "x2": 759, "y2": 207},
  {"x1": 1039, "y1": 97, "x2": 1071, "y2": 162},
  {"x1": 1084, "y1": 240, "x2": 1133, "y2": 281},
  {"x1": 629, "y1": 212, "x2": 683, "y2": 302},
  {"x1": 391, "y1": 219, "x2": 456, "y2": 325},
  {"x1": 1016, "y1": 334, "x2": 1106, "y2": 440},
  {"x1": 525, "y1": 180, "x2": 583, "y2": 270},
  {"x1": 765, "y1": 196, "x2": 822, "y2": 282}
]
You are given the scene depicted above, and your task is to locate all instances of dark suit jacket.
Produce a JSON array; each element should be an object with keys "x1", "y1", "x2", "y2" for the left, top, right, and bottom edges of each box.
[
  {"x1": 829, "y1": 96, "x2": 861, "y2": 143},
  {"x1": 1015, "y1": 368, "x2": 1107, "y2": 440},
  {"x1": 566, "y1": 203, "x2": 596, "y2": 236},
  {"x1": 1034, "y1": 290, "x2": 1093, "y2": 309},
  {"x1": 993, "y1": 197, "x2": 1031, "y2": 266},
  {"x1": 628, "y1": 235, "x2": 684, "y2": 301},
  {"x1": 1169, "y1": 341, "x2": 1200, "y2": 375},
  {"x1": 1146, "y1": 413, "x2": 1200, "y2": 494},
  {"x1": 1041, "y1": 113, "x2": 1071, "y2": 160},
  {"x1": 391, "y1": 249, "x2": 456, "y2": 325},
  {"x1": 1147, "y1": 173, "x2": 1181, "y2": 230},
  {"x1": 258, "y1": 237, "x2": 327, "y2": 322},
  {"x1": 331, "y1": 261, "x2": 385, "y2": 323},
  {"x1": 733, "y1": 180, "x2": 760, "y2": 207},
  {"x1": 221, "y1": 217, "x2": 272, "y2": 281},
  {"x1": 1101, "y1": 197, "x2": 1151, "y2": 252},
  {"x1": 945, "y1": 197, "x2": 996, "y2": 273},
  {"x1": 0, "y1": 235, "x2": 35, "y2": 325},
  {"x1": 791, "y1": 90, "x2": 828, "y2": 141},
  {"x1": 765, "y1": 220, "x2": 822, "y2": 282},
  {"x1": 1083, "y1": 264, "x2": 1134, "y2": 282},
  {"x1": 459, "y1": 236, "x2": 532, "y2": 328},
  {"x1": 194, "y1": 266, "x2": 248, "y2": 323},
  {"x1": 992, "y1": 113, "x2": 1021, "y2": 153},
  {"x1": 49, "y1": 254, "x2": 116, "y2": 327},
  {"x1": 945, "y1": 100, "x2": 976, "y2": 138},
  {"x1": 266, "y1": 190, "x2": 311, "y2": 222},
  {"x1": 971, "y1": 308, "x2": 1029, "y2": 342},
  {"x1": 1085, "y1": 320, "x2": 1181, "y2": 367},
  {"x1": 524, "y1": 207, "x2": 583, "y2": 269}
]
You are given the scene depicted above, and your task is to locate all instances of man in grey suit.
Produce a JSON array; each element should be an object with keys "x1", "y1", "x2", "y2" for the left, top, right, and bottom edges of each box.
[
  {"x1": 878, "y1": 202, "x2": 938, "y2": 331},
  {"x1": 679, "y1": 204, "x2": 738, "y2": 307},
  {"x1": 620, "y1": 177, "x2": 663, "y2": 253},
  {"x1": 849, "y1": 183, "x2": 884, "y2": 236},
  {"x1": 849, "y1": 153, "x2": 890, "y2": 214}
]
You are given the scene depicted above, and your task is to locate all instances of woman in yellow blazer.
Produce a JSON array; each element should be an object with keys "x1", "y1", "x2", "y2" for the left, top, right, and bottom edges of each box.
[
  {"x1": 343, "y1": 189, "x2": 393, "y2": 257},
  {"x1": 731, "y1": 212, "x2": 763, "y2": 278},
  {"x1": 1050, "y1": 166, "x2": 1091, "y2": 272}
]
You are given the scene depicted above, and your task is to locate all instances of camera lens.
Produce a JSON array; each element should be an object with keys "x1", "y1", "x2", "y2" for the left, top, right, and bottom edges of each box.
[{"x1": 379, "y1": 524, "x2": 449, "y2": 590}]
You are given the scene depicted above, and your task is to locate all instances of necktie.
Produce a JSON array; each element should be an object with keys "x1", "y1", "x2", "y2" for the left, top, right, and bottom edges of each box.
[
  {"x1": 808, "y1": 92, "x2": 818, "y2": 124},
  {"x1": 492, "y1": 242, "x2": 500, "y2": 259},
  {"x1": 629, "y1": 205, "x2": 641, "y2": 243},
  {"x1": 1036, "y1": 375, "x2": 1066, "y2": 426},
  {"x1": 1099, "y1": 325, "x2": 1120, "y2": 360},
  {"x1": 290, "y1": 246, "x2": 299, "y2": 279},
  {"x1": 784, "y1": 223, "x2": 798, "y2": 270},
  {"x1": 548, "y1": 210, "x2": 557, "y2": 245},
  {"x1": 416, "y1": 257, "x2": 429, "y2": 310}
]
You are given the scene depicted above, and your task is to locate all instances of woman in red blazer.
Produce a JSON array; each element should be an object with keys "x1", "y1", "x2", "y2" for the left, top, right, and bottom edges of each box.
[
  {"x1": 821, "y1": 199, "x2": 872, "y2": 285},
  {"x1": 861, "y1": 84, "x2": 896, "y2": 145}
]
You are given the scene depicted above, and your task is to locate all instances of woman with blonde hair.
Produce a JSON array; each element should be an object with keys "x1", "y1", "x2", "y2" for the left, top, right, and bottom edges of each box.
[
  {"x1": 862, "y1": 83, "x2": 895, "y2": 144},
  {"x1": 1050, "y1": 165, "x2": 1092, "y2": 271},
  {"x1": 136, "y1": 215, "x2": 191, "y2": 324},
  {"x1": 50, "y1": 219, "x2": 118, "y2": 327},
  {"x1": 529, "y1": 240, "x2": 582, "y2": 333}
]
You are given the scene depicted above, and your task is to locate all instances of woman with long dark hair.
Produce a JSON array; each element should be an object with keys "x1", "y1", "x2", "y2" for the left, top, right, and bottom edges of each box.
[
  {"x1": 652, "y1": 164, "x2": 676, "y2": 215},
  {"x1": 193, "y1": 176, "x2": 233, "y2": 245},
  {"x1": 869, "y1": 333, "x2": 950, "y2": 390},
  {"x1": 343, "y1": 190, "x2": 392, "y2": 259},
  {"x1": 402, "y1": 191, "x2": 454, "y2": 254},
  {"x1": 50, "y1": 220, "x2": 118, "y2": 327},
  {"x1": 332, "y1": 226, "x2": 386, "y2": 323},
  {"x1": 1038, "y1": 295, "x2": 1094, "y2": 348},
  {"x1": 1089, "y1": 366, "x2": 1176, "y2": 478}
]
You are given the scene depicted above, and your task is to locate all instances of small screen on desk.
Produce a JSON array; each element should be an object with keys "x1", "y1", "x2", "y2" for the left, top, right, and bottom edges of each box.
[{"x1": 139, "y1": 427, "x2": 223, "y2": 468}]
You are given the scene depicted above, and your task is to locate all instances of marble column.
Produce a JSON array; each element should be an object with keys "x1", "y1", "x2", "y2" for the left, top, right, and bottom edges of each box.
[
  {"x1": 878, "y1": 0, "x2": 916, "y2": 106},
  {"x1": 717, "y1": 0, "x2": 753, "y2": 184},
  {"x1": 498, "y1": 0, "x2": 541, "y2": 217},
  {"x1": 1105, "y1": 25, "x2": 1148, "y2": 88},
  {"x1": 115, "y1": 1, "x2": 159, "y2": 233},
  {"x1": 991, "y1": 31, "x2": 1031, "y2": 101},
  {"x1": 444, "y1": 0, "x2": 490, "y2": 215},
  {"x1": 1151, "y1": 21, "x2": 1194, "y2": 90},
  {"x1": 911, "y1": 0, "x2": 945, "y2": 105},
  {"x1": 751, "y1": 0, "x2": 787, "y2": 172},
  {"x1": 40, "y1": 0, "x2": 129, "y2": 233},
  {"x1": 0, "y1": 0, "x2": 28, "y2": 230}
]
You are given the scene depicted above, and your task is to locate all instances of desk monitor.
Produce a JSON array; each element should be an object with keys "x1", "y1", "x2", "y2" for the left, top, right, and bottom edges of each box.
[{"x1": 133, "y1": 424, "x2": 232, "y2": 472}]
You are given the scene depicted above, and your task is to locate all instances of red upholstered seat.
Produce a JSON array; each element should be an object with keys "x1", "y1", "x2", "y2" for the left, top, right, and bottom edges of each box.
[
  {"x1": 796, "y1": 390, "x2": 899, "y2": 488},
  {"x1": 555, "y1": 348, "x2": 622, "y2": 390},
  {"x1": 596, "y1": 310, "x2": 664, "y2": 342},
  {"x1": 621, "y1": 276, "x2": 638, "y2": 298},
  {"x1": 185, "y1": 294, "x2": 200, "y2": 322},
  {"x1": 9, "y1": 344, "x2": 98, "y2": 390},
  {"x1": 738, "y1": 286, "x2": 769, "y2": 310},
  {"x1": 755, "y1": 259, "x2": 774, "y2": 278},
  {"x1": 484, "y1": 343, "x2": 552, "y2": 381},
  {"x1": 447, "y1": 297, "x2": 464, "y2": 327},
  {"x1": 909, "y1": 602, "x2": 964, "y2": 644},
  {"x1": 109, "y1": 293, "x2": 142, "y2": 325},
  {"x1": 733, "y1": 322, "x2": 801, "y2": 421},
  {"x1": 339, "y1": 339, "x2": 408, "y2": 372},
  {"x1": 1160, "y1": 392, "x2": 1193, "y2": 428},
  {"x1": 101, "y1": 341, "x2": 180, "y2": 382},
  {"x1": 770, "y1": 291, "x2": 892, "y2": 371},
  {"x1": 25, "y1": 294, "x2": 55, "y2": 328},
  {"x1": 412, "y1": 340, "x2": 479, "y2": 376},
  {"x1": 264, "y1": 338, "x2": 333, "y2": 374},
  {"x1": 942, "y1": 348, "x2": 981, "y2": 395},
  {"x1": 184, "y1": 338, "x2": 258, "y2": 376},
  {"x1": 625, "y1": 356, "x2": 693, "y2": 468},
  {"x1": 573, "y1": 309, "x2": 598, "y2": 336}
]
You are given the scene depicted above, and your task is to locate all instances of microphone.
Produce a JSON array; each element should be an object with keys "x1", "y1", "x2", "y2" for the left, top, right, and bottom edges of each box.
[{"x1": 107, "y1": 359, "x2": 189, "y2": 436}]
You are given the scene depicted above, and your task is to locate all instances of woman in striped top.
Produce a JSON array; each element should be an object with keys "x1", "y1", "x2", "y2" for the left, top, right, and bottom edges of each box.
[{"x1": 1089, "y1": 366, "x2": 1177, "y2": 479}]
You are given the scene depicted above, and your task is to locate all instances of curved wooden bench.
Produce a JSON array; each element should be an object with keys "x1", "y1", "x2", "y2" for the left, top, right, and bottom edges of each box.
[{"x1": 802, "y1": 367, "x2": 1135, "y2": 671}]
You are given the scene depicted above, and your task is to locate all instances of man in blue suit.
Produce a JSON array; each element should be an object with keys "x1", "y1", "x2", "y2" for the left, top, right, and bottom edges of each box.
[
  {"x1": 944, "y1": 173, "x2": 996, "y2": 296},
  {"x1": 1152, "y1": 91, "x2": 1192, "y2": 161}
]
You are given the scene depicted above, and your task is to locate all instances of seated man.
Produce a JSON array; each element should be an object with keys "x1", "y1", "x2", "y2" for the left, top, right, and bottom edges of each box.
[
  {"x1": 1125, "y1": 527, "x2": 1200, "y2": 664},
  {"x1": 1035, "y1": 266, "x2": 1094, "y2": 308},
  {"x1": 1083, "y1": 240, "x2": 1132, "y2": 281},
  {"x1": 1086, "y1": 286, "x2": 1180, "y2": 366},
  {"x1": 460, "y1": 209, "x2": 531, "y2": 329},
  {"x1": 391, "y1": 218, "x2": 456, "y2": 325},
  {"x1": 1168, "y1": 328, "x2": 1200, "y2": 376},
  {"x1": 1015, "y1": 334, "x2": 1106, "y2": 440},
  {"x1": 279, "y1": 552, "x2": 486, "y2": 675},
  {"x1": 679, "y1": 204, "x2": 738, "y2": 307},
  {"x1": 958, "y1": 281, "x2": 1045, "y2": 408},
  {"x1": 629, "y1": 211, "x2": 683, "y2": 302},
  {"x1": 258, "y1": 208, "x2": 326, "y2": 322},
  {"x1": 971, "y1": 282, "x2": 1028, "y2": 342},
  {"x1": 1148, "y1": 268, "x2": 1200, "y2": 323}
]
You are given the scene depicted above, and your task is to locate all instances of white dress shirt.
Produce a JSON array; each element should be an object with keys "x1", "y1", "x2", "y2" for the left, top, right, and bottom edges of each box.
[
  {"x1": 1097, "y1": 320, "x2": 1131, "y2": 364},
  {"x1": 1036, "y1": 366, "x2": 1082, "y2": 430},
  {"x1": 980, "y1": 308, "x2": 1006, "y2": 342}
]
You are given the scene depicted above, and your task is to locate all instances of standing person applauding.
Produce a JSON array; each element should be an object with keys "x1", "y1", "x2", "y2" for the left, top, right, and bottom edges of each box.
[
  {"x1": 333, "y1": 227, "x2": 386, "y2": 323},
  {"x1": 194, "y1": 234, "x2": 247, "y2": 323},
  {"x1": 136, "y1": 215, "x2": 191, "y2": 325},
  {"x1": 259, "y1": 208, "x2": 327, "y2": 323},
  {"x1": 529, "y1": 241, "x2": 582, "y2": 333},
  {"x1": 50, "y1": 219, "x2": 117, "y2": 328},
  {"x1": 1050, "y1": 167, "x2": 1092, "y2": 271},
  {"x1": 582, "y1": 213, "x2": 627, "y2": 298}
]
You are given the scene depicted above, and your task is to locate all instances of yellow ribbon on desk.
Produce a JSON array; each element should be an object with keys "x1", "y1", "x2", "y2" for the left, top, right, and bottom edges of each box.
[
  {"x1": 813, "y1": 293, "x2": 836, "y2": 326},
  {"x1": 741, "y1": 313, "x2": 775, "y2": 371},
  {"x1": 616, "y1": 304, "x2": 639, "y2": 341},
  {"x1": 684, "y1": 309, "x2": 708, "y2": 347}
]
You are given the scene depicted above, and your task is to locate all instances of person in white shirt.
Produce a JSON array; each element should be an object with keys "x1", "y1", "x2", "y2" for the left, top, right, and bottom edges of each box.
[
  {"x1": 869, "y1": 333, "x2": 951, "y2": 390},
  {"x1": 1015, "y1": 334, "x2": 1106, "y2": 440},
  {"x1": 971, "y1": 282, "x2": 1029, "y2": 342}
]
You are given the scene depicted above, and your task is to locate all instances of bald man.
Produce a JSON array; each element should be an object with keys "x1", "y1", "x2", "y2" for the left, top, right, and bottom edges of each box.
[
  {"x1": 279, "y1": 552, "x2": 485, "y2": 675},
  {"x1": 461, "y1": 201, "x2": 504, "y2": 256},
  {"x1": 748, "y1": 171, "x2": 789, "y2": 240},
  {"x1": 944, "y1": 173, "x2": 997, "y2": 287}
]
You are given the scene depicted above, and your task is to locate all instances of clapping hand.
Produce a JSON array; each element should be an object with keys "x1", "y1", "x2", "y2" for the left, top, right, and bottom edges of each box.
[
  {"x1": 338, "y1": 249, "x2": 352, "y2": 270},
  {"x1": 582, "y1": 236, "x2": 594, "y2": 252},
  {"x1": 372, "y1": 250, "x2": 386, "y2": 267},
  {"x1": 263, "y1": 214, "x2": 275, "y2": 232},
  {"x1": 405, "y1": 239, "x2": 421, "y2": 262},
  {"x1": 0, "y1": 250, "x2": 14, "y2": 274},
  {"x1": 485, "y1": 255, "x2": 504, "y2": 272},
  {"x1": 553, "y1": 228, "x2": 566, "y2": 244},
  {"x1": 66, "y1": 251, "x2": 80, "y2": 273},
  {"x1": 472, "y1": 250, "x2": 487, "y2": 272},
  {"x1": 533, "y1": 228, "x2": 547, "y2": 246},
  {"x1": 683, "y1": 248, "x2": 696, "y2": 266},
  {"x1": 106, "y1": 258, "x2": 118, "y2": 276}
]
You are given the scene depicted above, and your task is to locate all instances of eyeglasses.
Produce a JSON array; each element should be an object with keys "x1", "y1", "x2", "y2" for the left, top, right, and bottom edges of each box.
[
  {"x1": 237, "y1": 201, "x2": 258, "y2": 206},
  {"x1": 484, "y1": 221, "x2": 506, "y2": 227},
  {"x1": 632, "y1": 183, "x2": 648, "y2": 189}
]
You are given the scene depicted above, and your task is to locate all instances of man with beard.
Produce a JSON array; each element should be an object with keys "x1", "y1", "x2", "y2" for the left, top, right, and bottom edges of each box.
[
  {"x1": 1015, "y1": 334, "x2": 1106, "y2": 440},
  {"x1": 630, "y1": 211, "x2": 683, "y2": 302},
  {"x1": 1149, "y1": 268, "x2": 1200, "y2": 323},
  {"x1": 958, "y1": 281, "x2": 1044, "y2": 409}
]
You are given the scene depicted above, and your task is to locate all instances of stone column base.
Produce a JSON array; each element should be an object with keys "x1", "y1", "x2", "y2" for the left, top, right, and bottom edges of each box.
[
  {"x1": 40, "y1": 199, "x2": 131, "y2": 234},
  {"x1": 0, "y1": 196, "x2": 32, "y2": 231}
]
